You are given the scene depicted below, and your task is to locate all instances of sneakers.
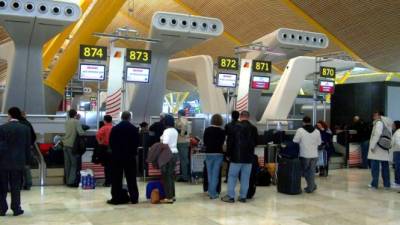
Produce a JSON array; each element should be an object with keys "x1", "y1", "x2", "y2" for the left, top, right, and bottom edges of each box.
[
  {"x1": 368, "y1": 184, "x2": 378, "y2": 189},
  {"x1": 221, "y1": 195, "x2": 235, "y2": 203},
  {"x1": 391, "y1": 183, "x2": 400, "y2": 189}
]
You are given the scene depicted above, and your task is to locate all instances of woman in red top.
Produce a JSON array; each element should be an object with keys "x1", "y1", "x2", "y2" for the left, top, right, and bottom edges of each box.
[{"x1": 96, "y1": 115, "x2": 113, "y2": 186}]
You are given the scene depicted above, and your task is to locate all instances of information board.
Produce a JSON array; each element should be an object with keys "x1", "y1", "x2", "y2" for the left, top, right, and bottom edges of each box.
[
  {"x1": 126, "y1": 49, "x2": 152, "y2": 64},
  {"x1": 252, "y1": 60, "x2": 272, "y2": 73},
  {"x1": 126, "y1": 67, "x2": 150, "y2": 83},
  {"x1": 319, "y1": 80, "x2": 335, "y2": 93},
  {"x1": 216, "y1": 73, "x2": 237, "y2": 88},
  {"x1": 79, "y1": 64, "x2": 106, "y2": 81},
  {"x1": 217, "y1": 57, "x2": 239, "y2": 71},
  {"x1": 320, "y1": 66, "x2": 336, "y2": 79},
  {"x1": 251, "y1": 75, "x2": 270, "y2": 90},
  {"x1": 79, "y1": 45, "x2": 107, "y2": 61}
]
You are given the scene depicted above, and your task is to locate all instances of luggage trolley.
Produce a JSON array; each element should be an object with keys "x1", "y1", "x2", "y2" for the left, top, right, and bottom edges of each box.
[{"x1": 190, "y1": 152, "x2": 207, "y2": 183}]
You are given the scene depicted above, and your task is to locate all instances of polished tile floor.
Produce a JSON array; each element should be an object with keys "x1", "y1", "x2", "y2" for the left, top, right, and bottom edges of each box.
[{"x1": 1, "y1": 169, "x2": 400, "y2": 225}]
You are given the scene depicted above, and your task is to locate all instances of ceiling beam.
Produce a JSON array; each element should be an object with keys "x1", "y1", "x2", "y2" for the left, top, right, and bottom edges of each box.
[
  {"x1": 281, "y1": 0, "x2": 382, "y2": 72},
  {"x1": 172, "y1": 0, "x2": 283, "y2": 74}
]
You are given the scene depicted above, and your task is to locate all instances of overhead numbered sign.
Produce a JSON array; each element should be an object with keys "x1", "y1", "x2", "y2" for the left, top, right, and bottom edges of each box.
[
  {"x1": 217, "y1": 57, "x2": 239, "y2": 71},
  {"x1": 126, "y1": 49, "x2": 152, "y2": 64},
  {"x1": 320, "y1": 66, "x2": 336, "y2": 79},
  {"x1": 252, "y1": 60, "x2": 272, "y2": 73},
  {"x1": 79, "y1": 45, "x2": 107, "y2": 61}
]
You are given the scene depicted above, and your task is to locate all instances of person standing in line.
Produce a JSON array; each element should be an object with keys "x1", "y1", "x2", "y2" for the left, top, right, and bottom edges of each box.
[
  {"x1": 63, "y1": 109, "x2": 85, "y2": 187},
  {"x1": 0, "y1": 107, "x2": 31, "y2": 216},
  {"x1": 351, "y1": 116, "x2": 371, "y2": 169},
  {"x1": 316, "y1": 121, "x2": 334, "y2": 177},
  {"x1": 391, "y1": 121, "x2": 400, "y2": 189},
  {"x1": 159, "y1": 114, "x2": 179, "y2": 203},
  {"x1": 203, "y1": 114, "x2": 225, "y2": 199},
  {"x1": 224, "y1": 111, "x2": 240, "y2": 183},
  {"x1": 108, "y1": 111, "x2": 140, "y2": 205},
  {"x1": 368, "y1": 111, "x2": 392, "y2": 189},
  {"x1": 293, "y1": 116, "x2": 322, "y2": 193},
  {"x1": 96, "y1": 115, "x2": 113, "y2": 187},
  {"x1": 176, "y1": 110, "x2": 190, "y2": 182},
  {"x1": 19, "y1": 111, "x2": 37, "y2": 190},
  {"x1": 148, "y1": 113, "x2": 166, "y2": 147},
  {"x1": 222, "y1": 111, "x2": 258, "y2": 203}
]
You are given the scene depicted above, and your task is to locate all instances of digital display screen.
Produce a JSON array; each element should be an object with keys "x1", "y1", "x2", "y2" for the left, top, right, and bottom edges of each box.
[
  {"x1": 126, "y1": 67, "x2": 150, "y2": 83},
  {"x1": 126, "y1": 49, "x2": 152, "y2": 64},
  {"x1": 319, "y1": 80, "x2": 335, "y2": 93},
  {"x1": 217, "y1": 57, "x2": 239, "y2": 71},
  {"x1": 79, "y1": 64, "x2": 106, "y2": 81},
  {"x1": 216, "y1": 73, "x2": 237, "y2": 88},
  {"x1": 251, "y1": 75, "x2": 270, "y2": 90},
  {"x1": 320, "y1": 66, "x2": 336, "y2": 79},
  {"x1": 252, "y1": 60, "x2": 272, "y2": 73},
  {"x1": 79, "y1": 45, "x2": 107, "y2": 61}
]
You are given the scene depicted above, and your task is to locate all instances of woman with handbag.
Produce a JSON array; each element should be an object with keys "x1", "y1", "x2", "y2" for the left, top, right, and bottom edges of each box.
[{"x1": 316, "y1": 121, "x2": 334, "y2": 177}]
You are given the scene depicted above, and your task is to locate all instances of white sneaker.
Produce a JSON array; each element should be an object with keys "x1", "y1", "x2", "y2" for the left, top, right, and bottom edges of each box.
[
  {"x1": 368, "y1": 184, "x2": 377, "y2": 189},
  {"x1": 391, "y1": 183, "x2": 400, "y2": 189}
]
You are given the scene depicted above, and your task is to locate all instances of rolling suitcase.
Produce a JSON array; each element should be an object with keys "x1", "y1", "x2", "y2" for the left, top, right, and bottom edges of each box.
[
  {"x1": 247, "y1": 155, "x2": 259, "y2": 199},
  {"x1": 277, "y1": 156, "x2": 302, "y2": 195}
]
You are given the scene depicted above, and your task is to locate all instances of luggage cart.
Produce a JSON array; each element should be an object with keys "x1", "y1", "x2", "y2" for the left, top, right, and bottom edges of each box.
[{"x1": 190, "y1": 153, "x2": 207, "y2": 183}]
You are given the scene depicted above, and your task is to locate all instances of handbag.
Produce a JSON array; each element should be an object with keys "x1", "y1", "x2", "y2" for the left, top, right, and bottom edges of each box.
[
  {"x1": 317, "y1": 149, "x2": 328, "y2": 167},
  {"x1": 73, "y1": 134, "x2": 86, "y2": 155}
]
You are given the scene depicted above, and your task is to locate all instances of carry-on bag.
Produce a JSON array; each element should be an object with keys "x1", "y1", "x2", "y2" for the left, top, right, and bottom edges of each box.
[{"x1": 277, "y1": 156, "x2": 302, "y2": 195}]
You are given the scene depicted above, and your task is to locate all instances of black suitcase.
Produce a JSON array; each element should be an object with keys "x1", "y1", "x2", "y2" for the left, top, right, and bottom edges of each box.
[
  {"x1": 247, "y1": 155, "x2": 259, "y2": 199},
  {"x1": 203, "y1": 161, "x2": 222, "y2": 194},
  {"x1": 277, "y1": 157, "x2": 302, "y2": 195}
]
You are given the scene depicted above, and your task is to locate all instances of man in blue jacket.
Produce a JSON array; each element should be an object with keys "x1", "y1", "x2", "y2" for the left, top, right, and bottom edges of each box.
[{"x1": 0, "y1": 107, "x2": 31, "y2": 216}]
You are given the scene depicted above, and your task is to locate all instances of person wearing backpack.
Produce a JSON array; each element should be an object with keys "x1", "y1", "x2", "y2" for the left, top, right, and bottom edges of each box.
[
  {"x1": 391, "y1": 121, "x2": 400, "y2": 189},
  {"x1": 368, "y1": 111, "x2": 392, "y2": 189}
]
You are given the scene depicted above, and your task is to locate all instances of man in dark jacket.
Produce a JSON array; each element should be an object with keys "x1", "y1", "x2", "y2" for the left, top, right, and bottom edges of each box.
[
  {"x1": 224, "y1": 110, "x2": 240, "y2": 182},
  {"x1": 108, "y1": 111, "x2": 140, "y2": 205},
  {"x1": 148, "y1": 113, "x2": 166, "y2": 147},
  {"x1": 19, "y1": 111, "x2": 36, "y2": 190},
  {"x1": 222, "y1": 111, "x2": 258, "y2": 203},
  {"x1": 0, "y1": 107, "x2": 31, "y2": 216}
]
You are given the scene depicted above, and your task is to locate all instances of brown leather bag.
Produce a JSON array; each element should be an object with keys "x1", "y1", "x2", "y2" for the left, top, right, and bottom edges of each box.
[{"x1": 150, "y1": 189, "x2": 160, "y2": 204}]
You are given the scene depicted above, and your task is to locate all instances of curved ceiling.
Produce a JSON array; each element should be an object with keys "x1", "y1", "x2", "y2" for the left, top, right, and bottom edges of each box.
[
  {"x1": 1, "y1": 0, "x2": 400, "y2": 88},
  {"x1": 292, "y1": 0, "x2": 400, "y2": 72}
]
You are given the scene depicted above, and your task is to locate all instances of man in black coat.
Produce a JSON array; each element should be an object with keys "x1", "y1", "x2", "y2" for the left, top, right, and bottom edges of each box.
[
  {"x1": 19, "y1": 111, "x2": 37, "y2": 190},
  {"x1": 108, "y1": 111, "x2": 140, "y2": 205},
  {"x1": 222, "y1": 111, "x2": 258, "y2": 203},
  {"x1": 0, "y1": 107, "x2": 31, "y2": 216}
]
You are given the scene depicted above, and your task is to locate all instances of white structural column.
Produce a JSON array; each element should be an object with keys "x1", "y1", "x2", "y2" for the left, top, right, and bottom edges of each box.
[
  {"x1": 260, "y1": 56, "x2": 355, "y2": 122},
  {"x1": 168, "y1": 55, "x2": 226, "y2": 114}
]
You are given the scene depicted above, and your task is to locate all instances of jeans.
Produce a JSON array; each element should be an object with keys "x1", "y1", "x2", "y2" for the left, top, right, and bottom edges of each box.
[
  {"x1": 370, "y1": 160, "x2": 390, "y2": 188},
  {"x1": 177, "y1": 143, "x2": 190, "y2": 181},
  {"x1": 227, "y1": 163, "x2": 252, "y2": 199},
  {"x1": 205, "y1": 154, "x2": 223, "y2": 198},
  {"x1": 360, "y1": 141, "x2": 370, "y2": 168},
  {"x1": 300, "y1": 157, "x2": 318, "y2": 191},
  {"x1": 161, "y1": 155, "x2": 177, "y2": 199},
  {"x1": 0, "y1": 170, "x2": 23, "y2": 213},
  {"x1": 394, "y1": 152, "x2": 400, "y2": 185},
  {"x1": 63, "y1": 147, "x2": 79, "y2": 185}
]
